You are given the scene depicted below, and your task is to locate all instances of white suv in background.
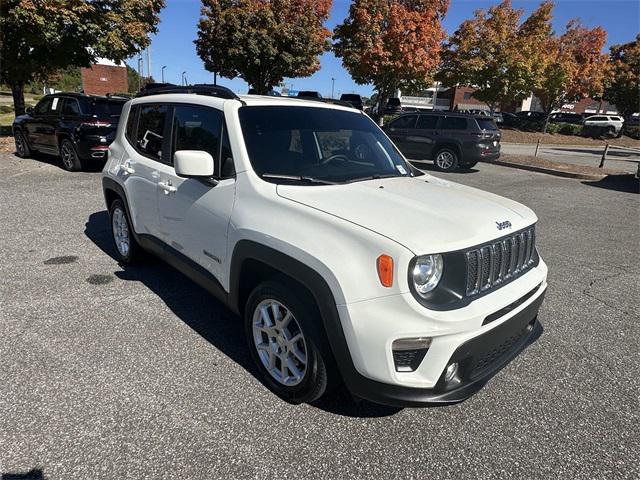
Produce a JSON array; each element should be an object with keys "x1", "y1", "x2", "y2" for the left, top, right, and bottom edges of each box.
[
  {"x1": 102, "y1": 86, "x2": 548, "y2": 407},
  {"x1": 583, "y1": 115, "x2": 625, "y2": 136}
]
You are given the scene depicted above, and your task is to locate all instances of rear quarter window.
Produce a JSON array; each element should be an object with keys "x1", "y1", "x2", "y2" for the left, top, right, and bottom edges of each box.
[
  {"x1": 476, "y1": 118, "x2": 498, "y2": 130},
  {"x1": 441, "y1": 117, "x2": 468, "y2": 130}
]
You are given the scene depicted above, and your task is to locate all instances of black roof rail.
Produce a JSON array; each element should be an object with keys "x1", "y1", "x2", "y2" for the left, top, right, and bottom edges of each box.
[
  {"x1": 297, "y1": 97, "x2": 355, "y2": 108},
  {"x1": 135, "y1": 83, "x2": 240, "y2": 100}
]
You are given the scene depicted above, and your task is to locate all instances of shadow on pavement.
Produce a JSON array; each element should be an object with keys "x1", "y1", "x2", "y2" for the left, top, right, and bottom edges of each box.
[
  {"x1": 12, "y1": 149, "x2": 104, "y2": 172},
  {"x1": 582, "y1": 174, "x2": 639, "y2": 194},
  {"x1": 2, "y1": 469, "x2": 45, "y2": 480},
  {"x1": 84, "y1": 210, "x2": 401, "y2": 418}
]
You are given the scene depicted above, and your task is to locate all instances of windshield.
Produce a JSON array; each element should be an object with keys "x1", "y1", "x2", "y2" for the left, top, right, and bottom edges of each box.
[{"x1": 239, "y1": 106, "x2": 411, "y2": 184}]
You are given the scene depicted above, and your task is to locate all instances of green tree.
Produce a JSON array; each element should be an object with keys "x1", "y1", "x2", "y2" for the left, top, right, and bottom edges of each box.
[
  {"x1": 438, "y1": 0, "x2": 553, "y2": 114},
  {"x1": 195, "y1": 0, "x2": 332, "y2": 94},
  {"x1": 604, "y1": 35, "x2": 640, "y2": 118},
  {"x1": 0, "y1": 0, "x2": 164, "y2": 115},
  {"x1": 334, "y1": 0, "x2": 449, "y2": 123}
]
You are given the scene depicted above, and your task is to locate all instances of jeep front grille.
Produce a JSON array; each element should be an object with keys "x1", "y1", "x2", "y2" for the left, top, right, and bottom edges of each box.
[{"x1": 465, "y1": 226, "x2": 536, "y2": 296}]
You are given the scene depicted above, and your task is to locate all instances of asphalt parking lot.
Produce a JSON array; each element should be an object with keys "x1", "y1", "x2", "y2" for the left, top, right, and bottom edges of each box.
[{"x1": 1, "y1": 152, "x2": 638, "y2": 479}]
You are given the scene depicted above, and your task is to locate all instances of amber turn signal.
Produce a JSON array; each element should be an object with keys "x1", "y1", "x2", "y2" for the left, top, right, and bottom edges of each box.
[{"x1": 377, "y1": 254, "x2": 394, "y2": 287}]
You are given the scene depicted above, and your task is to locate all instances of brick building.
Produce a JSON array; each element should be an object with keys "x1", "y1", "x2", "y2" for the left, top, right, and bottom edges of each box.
[
  {"x1": 438, "y1": 86, "x2": 491, "y2": 111},
  {"x1": 81, "y1": 58, "x2": 128, "y2": 96}
]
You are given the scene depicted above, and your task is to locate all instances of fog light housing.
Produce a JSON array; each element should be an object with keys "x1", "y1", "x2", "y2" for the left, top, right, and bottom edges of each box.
[
  {"x1": 392, "y1": 337, "x2": 432, "y2": 372},
  {"x1": 444, "y1": 362, "x2": 459, "y2": 382}
]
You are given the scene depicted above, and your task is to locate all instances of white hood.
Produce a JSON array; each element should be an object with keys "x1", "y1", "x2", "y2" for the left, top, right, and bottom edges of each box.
[{"x1": 277, "y1": 175, "x2": 537, "y2": 254}]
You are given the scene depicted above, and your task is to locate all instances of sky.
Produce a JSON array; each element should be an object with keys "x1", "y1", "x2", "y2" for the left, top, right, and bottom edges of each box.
[{"x1": 127, "y1": 0, "x2": 640, "y2": 98}]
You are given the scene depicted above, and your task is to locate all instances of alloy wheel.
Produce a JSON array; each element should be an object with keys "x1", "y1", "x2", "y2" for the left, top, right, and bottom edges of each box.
[
  {"x1": 111, "y1": 207, "x2": 130, "y2": 258},
  {"x1": 252, "y1": 299, "x2": 308, "y2": 386},
  {"x1": 15, "y1": 133, "x2": 25, "y2": 156},
  {"x1": 436, "y1": 151, "x2": 455, "y2": 170},
  {"x1": 61, "y1": 142, "x2": 75, "y2": 170}
]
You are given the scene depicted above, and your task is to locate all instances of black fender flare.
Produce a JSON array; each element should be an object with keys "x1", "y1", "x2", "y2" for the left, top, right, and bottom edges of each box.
[{"x1": 229, "y1": 239, "x2": 358, "y2": 383}]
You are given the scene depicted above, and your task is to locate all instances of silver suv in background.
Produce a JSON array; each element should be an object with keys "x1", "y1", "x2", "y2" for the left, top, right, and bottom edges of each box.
[{"x1": 583, "y1": 115, "x2": 624, "y2": 136}]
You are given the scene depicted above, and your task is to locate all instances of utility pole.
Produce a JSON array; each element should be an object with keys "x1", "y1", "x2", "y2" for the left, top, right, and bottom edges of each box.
[
  {"x1": 137, "y1": 55, "x2": 143, "y2": 91},
  {"x1": 331, "y1": 77, "x2": 335, "y2": 99},
  {"x1": 432, "y1": 81, "x2": 441, "y2": 110},
  {"x1": 161, "y1": 65, "x2": 166, "y2": 83},
  {"x1": 182, "y1": 71, "x2": 187, "y2": 86},
  {"x1": 214, "y1": 72, "x2": 217, "y2": 86},
  {"x1": 146, "y1": 47, "x2": 152, "y2": 83}
]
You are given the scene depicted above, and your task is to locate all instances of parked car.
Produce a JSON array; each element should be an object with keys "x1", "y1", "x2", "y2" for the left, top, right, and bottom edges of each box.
[
  {"x1": 625, "y1": 115, "x2": 640, "y2": 127},
  {"x1": 516, "y1": 111, "x2": 546, "y2": 122},
  {"x1": 297, "y1": 91, "x2": 322, "y2": 99},
  {"x1": 383, "y1": 112, "x2": 501, "y2": 171},
  {"x1": 12, "y1": 92, "x2": 127, "y2": 171},
  {"x1": 499, "y1": 112, "x2": 520, "y2": 128},
  {"x1": 340, "y1": 93, "x2": 364, "y2": 110},
  {"x1": 384, "y1": 97, "x2": 402, "y2": 115},
  {"x1": 549, "y1": 112, "x2": 584, "y2": 125},
  {"x1": 102, "y1": 85, "x2": 547, "y2": 407},
  {"x1": 583, "y1": 115, "x2": 625, "y2": 136},
  {"x1": 492, "y1": 112, "x2": 504, "y2": 124}
]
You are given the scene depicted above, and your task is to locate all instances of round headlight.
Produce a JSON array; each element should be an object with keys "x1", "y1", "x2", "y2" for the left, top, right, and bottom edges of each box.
[{"x1": 412, "y1": 254, "x2": 443, "y2": 296}]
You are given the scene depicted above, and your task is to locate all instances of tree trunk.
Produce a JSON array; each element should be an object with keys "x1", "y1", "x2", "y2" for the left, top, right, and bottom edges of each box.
[
  {"x1": 11, "y1": 82, "x2": 26, "y2": 117},
  {"x1": 375, "y1": 89, "x2": 390, "y2": 126},
  {"x1": 542, "y1": 112, "x2": 551, "y2": 134}
]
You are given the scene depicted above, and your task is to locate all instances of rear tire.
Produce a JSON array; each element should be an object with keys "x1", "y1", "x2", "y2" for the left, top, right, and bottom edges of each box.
[
  {"x1": 109, "y1": 199, "x2": 143, "y2": 265},
  {"x1": 244, "y1": 280, "x2": 335, "y2": 404},
  {"x1": 14, "y1": 130, "x2": 31, "y2": 158},
  {"x1": 60, "y1": 139, "x2": 82, "y2": 171},
  {"x1": 434, "y1": 148, "x2": 460, "y2": 171}
]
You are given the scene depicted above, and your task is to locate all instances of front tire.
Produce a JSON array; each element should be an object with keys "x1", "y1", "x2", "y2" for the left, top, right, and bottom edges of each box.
[
  {"x1": 245, "y1": 281, "x2": 333, "y2": 404},
  {"x1": 434, "y1": 148, "x2": 460, "y2": 171},
  {"x1": 14, "y1": 130, "x2": 31, "y2": 158},
  {"x1": 109, "y1": 199, "x2": 142, "y2": 265},
  {"x1": 60, "y1": 139, "x2": 82, "y2": 171}
]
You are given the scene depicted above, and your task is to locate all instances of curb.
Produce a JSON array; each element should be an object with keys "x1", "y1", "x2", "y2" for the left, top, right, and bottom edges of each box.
[{"x1": 490, "y1": 159, "x2": 608, "y2": 180}]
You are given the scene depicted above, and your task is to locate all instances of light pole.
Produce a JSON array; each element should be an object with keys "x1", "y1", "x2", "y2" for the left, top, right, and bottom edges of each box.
[
  {"x1": 331, "y1": 77, "x2": 335, "y2": 99},
  {"x1": 182, "y1": 71, "x2": 187, "y2": 86},
  {"x1": 161, "y1": 65, "x2": 166, "y2": 83}
]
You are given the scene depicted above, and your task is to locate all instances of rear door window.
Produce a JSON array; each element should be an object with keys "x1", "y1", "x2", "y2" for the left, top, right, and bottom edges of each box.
[
  {"x1": 389, "y1": 115, "x2": 417, "y2": 130},
  {"x1": 62, "y1": 98, "x2": 82, "y2": 116},
  {"x1": 416, "y1": 115, "x2": 438, "y2": 129},
  {"x1": 441, "y1": 116, "x2": 468, "y2": 130},
  {"x1": 135, "y1": 104, "x2": 169, "y2": 161},
  {"x1": 49, "y1": 97, "x2": 62, "y2": 114}
]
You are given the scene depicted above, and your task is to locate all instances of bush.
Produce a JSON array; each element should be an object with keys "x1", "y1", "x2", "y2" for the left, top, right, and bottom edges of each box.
[
  {"x1": 623, "y1": 125, "x2": 640, "y2": 139},
  {"x1": 558, "y1": 123, "x2": 583, "y2": 136},
  {"x1": 545, "y1": 123, "x2": 561, "y2": 134}
]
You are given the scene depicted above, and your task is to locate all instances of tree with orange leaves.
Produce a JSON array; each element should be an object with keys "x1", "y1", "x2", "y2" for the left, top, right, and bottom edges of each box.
[
  {"x1": 531, "y1": 19, "x2": 610, "y2": 131},
  {"x1": 333, "y1": 0, "x2": 449, "y2": 122},
  {"x1": 438, "y1": 1, "x2": 553, "y2": 114},
  {"x1": 196, "y1": 0, "x2": 332, "y2": 94}
]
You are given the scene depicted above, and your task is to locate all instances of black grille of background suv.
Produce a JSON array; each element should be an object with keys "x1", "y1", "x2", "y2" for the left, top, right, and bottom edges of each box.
[{"x1": 465, "y1": 226, "x2": 536, "y2": 296}]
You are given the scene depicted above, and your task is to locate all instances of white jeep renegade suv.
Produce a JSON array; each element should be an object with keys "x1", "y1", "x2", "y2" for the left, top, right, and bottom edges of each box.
[{"x1": 102, "y1": 85, "x2": 547, "y2": 407}]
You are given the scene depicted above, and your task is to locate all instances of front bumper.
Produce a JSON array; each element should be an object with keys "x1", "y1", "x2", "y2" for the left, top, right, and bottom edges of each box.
[
  {"x1": 346, "y1": 291, "x2": 543, "y2": 406},
  {"x1": 334, "y1": 262, "x2": 547, "y2": 407}
]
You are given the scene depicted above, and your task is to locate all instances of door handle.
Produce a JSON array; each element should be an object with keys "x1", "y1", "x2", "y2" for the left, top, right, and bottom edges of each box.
[
  {"x1": 159, "y1": 181, "x2": 177, "y2": 194},
  {"x1": 119, "y1": 161, "x2": 135, "y2": 175}
]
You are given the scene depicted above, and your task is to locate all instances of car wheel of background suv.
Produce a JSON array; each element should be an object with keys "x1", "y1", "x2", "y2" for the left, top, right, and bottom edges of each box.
[
  {"x1": 60, "y1": 139, "x2": 82, "y2": 171},
  {"x1": 244, "y1": 280, "x2": 335, "y2": 404},
  {"x1": 14, "y1": 130, "x2": 31, "y2": 158},
  {"x1": 434, "y1": 147, "x2": 459, "y2": 171},
  {"x1": 109, "y1": 199, "x2": 143, "y2": 265}
]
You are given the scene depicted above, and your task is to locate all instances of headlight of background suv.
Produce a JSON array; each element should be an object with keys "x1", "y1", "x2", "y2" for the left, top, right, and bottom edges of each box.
[{"x1": 412, "y1": 254, "x2": 443, "y2": 296}]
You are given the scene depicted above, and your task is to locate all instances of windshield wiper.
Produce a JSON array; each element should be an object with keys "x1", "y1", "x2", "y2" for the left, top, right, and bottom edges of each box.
[
  {"x1": 261, "y1": 173, "x2": 338, "y2": 185},
  {"x1": 346, "y1": 173, "x2": 403, "y2": 184}
]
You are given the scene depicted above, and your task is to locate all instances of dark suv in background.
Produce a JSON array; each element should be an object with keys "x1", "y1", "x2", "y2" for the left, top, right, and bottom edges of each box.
[
  {"x1": 339, "y1": 93, "x2": 363, "y2": 110},
  {"x1": 383, "y1": 111, "x2": 501, "y2": 171},
  {"x1": 12, "y1": 93, "x2": 127, "y2": 171}
]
